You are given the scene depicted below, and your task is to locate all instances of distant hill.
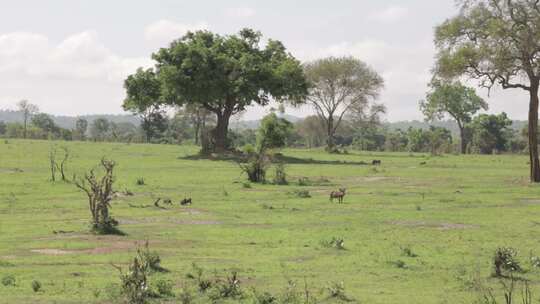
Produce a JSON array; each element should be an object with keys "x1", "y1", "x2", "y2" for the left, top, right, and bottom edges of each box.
[{"x1": 0, "y1": 110, "x2": 140, "y2": 129}]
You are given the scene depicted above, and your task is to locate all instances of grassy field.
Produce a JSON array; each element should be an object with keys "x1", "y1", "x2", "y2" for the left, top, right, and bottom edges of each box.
[{"x1": 1, "y1": 139, "x2": 540, "y2": 303}]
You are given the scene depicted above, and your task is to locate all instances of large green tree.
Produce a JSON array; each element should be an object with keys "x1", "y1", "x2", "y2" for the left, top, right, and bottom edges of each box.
[
  {"x1": 123, "y1": 68, "x2": 164, "y2": 143},
  {"x1": 434, "y1": 0, "x2": 540, "y2": 181},
  {"x1": 149, "y1": 28, "x2": 308, "y2": 152},
  {"x1": 420, "y1": 81, "x2": 488, "y2": 154},
  {"x1": 304, "y1": 56, "x2": 384, "y2": 152}
]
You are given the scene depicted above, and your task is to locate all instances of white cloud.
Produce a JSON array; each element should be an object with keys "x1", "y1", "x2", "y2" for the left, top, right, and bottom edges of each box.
[
  {"x1": 225, "y1": 7, "x2": 256, "y2": 18},
  {"x1": 0, "y1": 31, "x2": 152, "y2": 114},
  {"x1": 369, "y1": 5, "x2": 409, "y2": 23},
  {"x1": 144, "y1": 20, "x2": 208, "y2": 47}
]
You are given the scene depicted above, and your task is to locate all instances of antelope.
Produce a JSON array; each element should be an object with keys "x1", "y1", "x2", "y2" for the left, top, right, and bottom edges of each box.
[{"x1": 330, "y1": 188, "x2": 346, "y2": 204}]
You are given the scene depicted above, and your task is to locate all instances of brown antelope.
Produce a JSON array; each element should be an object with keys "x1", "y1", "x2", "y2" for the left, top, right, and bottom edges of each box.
[{"x1": 330, "y1": 188, "x2": 346, "y2": 203}]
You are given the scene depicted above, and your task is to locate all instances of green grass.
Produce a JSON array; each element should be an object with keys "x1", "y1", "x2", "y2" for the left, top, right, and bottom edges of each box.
[{"x1": 1, "y1": 139, "x2": 540, "y2": 303}]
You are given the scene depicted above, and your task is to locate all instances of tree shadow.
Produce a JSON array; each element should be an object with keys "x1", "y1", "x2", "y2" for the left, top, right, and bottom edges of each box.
[{"x1": 179, "y1": 153, "x2": 370, "y2": 166}]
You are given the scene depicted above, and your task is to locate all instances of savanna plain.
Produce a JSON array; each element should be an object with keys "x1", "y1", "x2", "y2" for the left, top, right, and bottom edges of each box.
[{"x1": 1, "y1": 139, "x2": 540, "y2": 303}]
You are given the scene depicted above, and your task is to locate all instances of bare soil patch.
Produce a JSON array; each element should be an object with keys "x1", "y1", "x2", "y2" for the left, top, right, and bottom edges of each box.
[{"x1": 31, "y1": 240, "x2": 149, "y2": 256}]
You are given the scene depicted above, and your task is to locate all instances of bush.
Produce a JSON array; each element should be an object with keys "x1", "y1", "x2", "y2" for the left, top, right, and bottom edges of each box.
[
  {"x1": 154, "y1": 279, "x2": 174, "y2": 298},
  {"x1": 1, "y1": 275, "x2": 15, "y2": 286},
  {"x1": 242, "y1": 182, "x2": 252, "y2": 189},
  {"x1": 273, "y1": 162, "x2": 288, "y2": 185},
  {"x1": 327, "y1": 281, "x2": 353, "y2": 302},
  {"x1": 392, "y1": 260, "x2": 407, "y2": 269},
  {"x1": 211, "y1": 271, "x2": 242, "y2": 300},
  {"x1": 136, "y1": 177, "x2": 145, "y2": 186},
  {"x1": 73, "y1": 158, "x2": 121, "y2": 235},
  {"x1": 320, "y1": 237, "x2": 345, "y2": 250},
  {"x1": 186, "y1": 263, "x2": 212, "y2": 293},
  {"x1": 138, "y1": 241, "x2": 166, "y2": 273},
  {"x1": 494, "y1": 247, "x2": 521, "y2": 277},
  {"x1": 31, "y1": 280, "x2": 42, "y2": 293},
  {"x1": 178, "y1": 286, "x2": 193, "y2": 304},
  {"x1": 400, "y1": 245, "x2": 418, "y2": 258}
]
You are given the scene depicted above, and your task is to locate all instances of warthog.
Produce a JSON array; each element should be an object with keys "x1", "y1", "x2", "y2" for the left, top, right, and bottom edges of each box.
[
  {"x1": 180, "y1": 198, "x2": 192, "y2": 206},
  {"x1": 330, "y1": 188, "x2": 346, "y2": 204}
]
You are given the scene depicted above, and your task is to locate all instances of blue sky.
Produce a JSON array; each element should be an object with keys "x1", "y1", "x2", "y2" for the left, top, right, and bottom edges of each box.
[{"x1": 0, "y1": 0, "x2": 529, "y2": 121}]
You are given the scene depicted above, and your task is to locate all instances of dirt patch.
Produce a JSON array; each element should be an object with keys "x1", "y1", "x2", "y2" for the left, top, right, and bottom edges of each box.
[
  {"x1": 390, "y1": 220, "x2": 479, "y2": 230},
  {"x1": 520, "y1": 199, "x2": 540, "y2": 205},
  {"x1": 31, "y1": 249, "x2": 73, "y2": 255},
  {"x1": 235, "y1": 223, "x2": 273, "y2": 228},
  {"x1": 0, "y1": 168, "x2": 23, "y2": 174}
]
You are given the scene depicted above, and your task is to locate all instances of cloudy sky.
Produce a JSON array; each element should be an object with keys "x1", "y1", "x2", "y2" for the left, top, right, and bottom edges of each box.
[{"x1": 0, "y1": 0, "x2": 529, "y2": 121}]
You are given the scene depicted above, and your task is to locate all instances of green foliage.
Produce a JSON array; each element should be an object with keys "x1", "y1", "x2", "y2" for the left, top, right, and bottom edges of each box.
[
  {"x1": 320, "y1": 237, "x2": 345, "y2": 250},
  {"x1": 257, "y1": 113, "x2": 293, "y2": 151},
  {"x1": 327, "y1": 281, "x2": 353, "y2": 302},
  {"x1": 304, "y1": 56, "x2": 384, "y2": 151},
  {"x1": 493, "y1": 247, "x2": 521, "y2": 277},
  {"x1": 186, "y1": 263, "x2": 212, "y2": 293},
  {"x1": 136, "y1": 177, "x2": 145, "y2": 186},
  {"x1": 273, "y1": 162, "x2": 288, "y2": 185},
  {"x1": 469, "y1": 113, "x2": 513, "y2": 154},
  {"x1": 291, "y1": 189, "x2": 311, "y2": 198},
  {"x1": 420, "y1": 81, "x2": 487, "y2": 153},
  {"x1": 147, "y1": 28, "x2": 308, "y2": 151},
  {"x1": 31, "y1": 280, "x2": 42, "y2": 293},
  {"x1": 1, "y1": 275, "x2": 15, "y2": 286},
  {"x1": 154, "y1": 279, "x2": 174, "y2": 298}
]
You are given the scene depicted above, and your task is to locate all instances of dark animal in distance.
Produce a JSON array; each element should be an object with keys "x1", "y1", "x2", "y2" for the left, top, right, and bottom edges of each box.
[
  {"x1": 330, "y1": 188, "x2": 346, "y2": 204},
  {"x1": 180, "y1": 198, "x2": 192, "y2": 206},
  {"x1": 372, "y1": 160, "x2": 382, "y2": 166}
]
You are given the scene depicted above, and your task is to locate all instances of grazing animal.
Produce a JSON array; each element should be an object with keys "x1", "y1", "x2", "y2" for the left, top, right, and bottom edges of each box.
[
  {"x1": 372, "y1": 160, "x2": 382, "y2": 166},
  {"x1": 180, "y1": 198, "x2": 192, "y2": 206},
  {"x1": 330, "y1": 188, "x2": 347, "y2": 204}
]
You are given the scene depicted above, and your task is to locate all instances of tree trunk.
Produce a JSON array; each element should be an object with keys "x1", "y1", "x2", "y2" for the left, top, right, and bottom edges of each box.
[
  {"x1": 212, "y1": 110, "x2": 232, "y2": 152},
  {"x1": 458, "y1": 125, "x2": 467, "y2": 154},
  {"x1": 326, "y1": 116, "x2": 335, "y2": 152},
  {"x1": 529, "y1": 83, "x2": 540, "y2": 182}
]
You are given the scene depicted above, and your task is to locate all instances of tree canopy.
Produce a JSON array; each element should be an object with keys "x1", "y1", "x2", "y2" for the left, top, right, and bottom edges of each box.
[
  {"x1": 420, "y1": 81, "x2": 487, "y2": 153},
  {"x1": 148, "y1": 28, "x2": 308, "y2": 151},
  {"x1": 304, "y1": 56, "x2": 384, "y2": 152},
  {"x1": 434, "y1": 0, "x2": 540, "y2": 181}
]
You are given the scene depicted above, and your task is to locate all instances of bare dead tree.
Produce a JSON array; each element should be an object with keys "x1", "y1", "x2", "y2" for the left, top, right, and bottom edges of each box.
[
  {"x1": 49, "y1": 148, "x2": 57, "y2": 182},
  {"x1": 73, "y1": 158, "x2": 120, "y2": 234},
  {"x1": 57, "y1": 146, "x2": 70, "y2": 182}
]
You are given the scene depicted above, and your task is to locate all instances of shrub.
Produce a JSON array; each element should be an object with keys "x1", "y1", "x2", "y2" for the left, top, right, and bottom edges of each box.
[
  {"x1": 242, "y1": 182, "x2": 252, "y2": 189},
  {"x1": 298, "y1": 177, "x2": 311, "y2": 186},
  {"x1": 252, "y1": 290, "x2": 278, "y2": 304},
  {"x1": 327, "y1": 281, "x2": 353, "y2": 302},
  {"x1": 31, "y1": 280, "x2": 42, "y2": 293},
  {"x1": 114, "y1": 242, "x2": 164, "y2": 304},
  {"x1": 493, "y1": 247, "x2": 521, "y2": 277},
  {"x1": 531, "y1": 256, "x2": 540, "y2": 268},
  {"x1": 136, "y1": 177, "x2": 145, "y2": 186},
  {"x1": 186, "y1": 263, "x2": 212, "y2": 293},
  {"x1": 212, "y1": 271, "x2": 242, "y2": 299},
  {"x1": 273, "y1": 162, "x2": 288, "y2": 185},
  {"x1": 1, "y1": 275, "x2": 15, "y2": 286},
  {"x1": 73, "y1": 158, "x2": 120, "y2": 235},
  {"x1": 154, "y1": 279, "x2": 174, "y2": 298},
  {"x1": 135, "y1": 241, "x2": 166, "y2": 273},
  {"x1": 178, "y1": 286, "x2": 193, "y2": 304},
  {"x1": 239, "y1": 153, "x2": 270, "y2": 183},
  {"x1": 400, "y1": 245, "x2": 418, "y2": 258},
  {"x1": 320, "y1": 237, "x2": 345, "y2": 250},
  {"x1": 392, "y1": 260, "x2": 407, "y2": 269}
]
